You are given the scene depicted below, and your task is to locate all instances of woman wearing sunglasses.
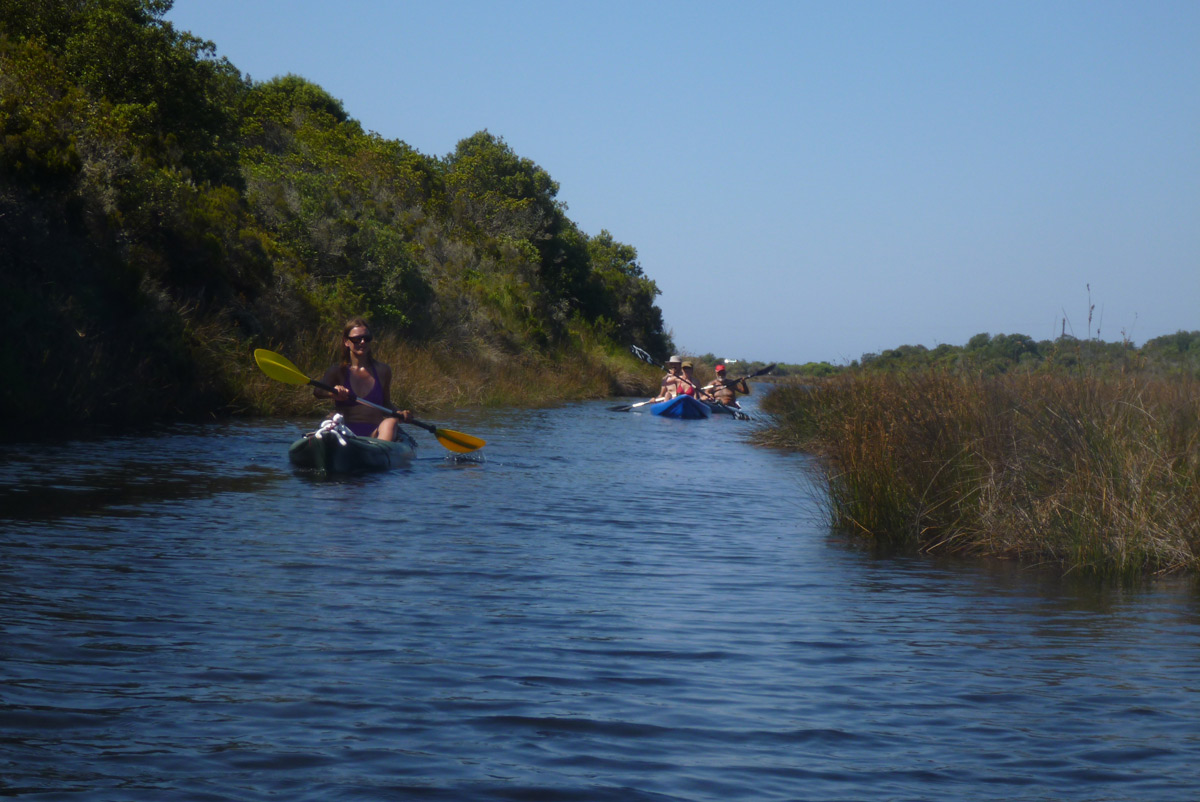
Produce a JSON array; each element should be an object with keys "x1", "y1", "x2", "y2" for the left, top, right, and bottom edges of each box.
[{"x1": 315, "y1": 317, "x2": 411, "y2": 440}]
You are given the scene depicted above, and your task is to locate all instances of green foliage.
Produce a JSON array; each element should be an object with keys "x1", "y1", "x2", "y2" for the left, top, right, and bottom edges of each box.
[
  {"x1": 2, "y1": 0, "x2": 246, "y2": 185},
  {"x1": 0, "y1": 4, "x2": 671, "y2": 432},
  {"x1": 0, "y1": 36, "x2": 86, "y2": 187},
  {"x1": 792, "y1": 361, "x2": 841, "y2": 378},
  {"x1": 585, "y1": 230, "x2": 669, "y2": 355},
  {"x1": 238, "y1": 75, "x2": 437, "y2": 335},
  {"x1": 845, "y1": 332, "x2": 1195, "y2": 377},
  {"x1": 444, "y1": 131, "x2": 583, "y2": 337},
  {"x1": 445, "y1": 130, "x2": 559, "y2": 240},
  {"x1": 1143, "y1": 330, "x2": 1200, "y2": 367}
]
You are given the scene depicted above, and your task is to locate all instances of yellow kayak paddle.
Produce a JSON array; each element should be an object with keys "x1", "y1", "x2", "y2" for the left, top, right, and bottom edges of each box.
[{"x1": 253, "y1": 348, "x2": 485, "y2": 454}]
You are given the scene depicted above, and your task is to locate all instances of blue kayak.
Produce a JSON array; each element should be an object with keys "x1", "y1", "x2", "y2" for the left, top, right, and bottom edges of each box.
[{"x1": 649, "y1": 395, "x2": 712, "y2": 419}]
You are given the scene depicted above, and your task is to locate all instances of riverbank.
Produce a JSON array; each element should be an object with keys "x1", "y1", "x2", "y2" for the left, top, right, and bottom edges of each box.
[
  {"x1": 2, "y1": 9, "x2": 672, "y2": 436},
  {"x1": 207, "y1": 326, "x2": 661, "y2": 419},
  {"x1": 758, "y1": 371, "x2": 1200, "y2": 576}
]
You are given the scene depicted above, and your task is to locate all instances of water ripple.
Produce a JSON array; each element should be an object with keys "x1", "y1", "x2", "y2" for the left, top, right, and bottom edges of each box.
[{"x1": 2, "y1": 408, "x2": 1199, "y2": 800}]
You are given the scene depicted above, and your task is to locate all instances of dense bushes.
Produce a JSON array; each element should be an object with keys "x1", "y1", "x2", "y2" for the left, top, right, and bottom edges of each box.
[
  {"x1": 0, "y1": 0, "x2": 670, "y2": 432},
  {"x1": 855, "y1": 331, "x2": 1200, "y2": 376}
]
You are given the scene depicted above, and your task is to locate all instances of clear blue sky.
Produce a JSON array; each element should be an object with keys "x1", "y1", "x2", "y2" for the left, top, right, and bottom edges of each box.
[{"x1": 168, "y1": 0, "x2": 1198, "y2": 365}]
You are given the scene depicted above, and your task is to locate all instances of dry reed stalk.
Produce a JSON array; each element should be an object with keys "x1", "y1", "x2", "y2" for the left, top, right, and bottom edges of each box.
[{"x1": 760, "y1": 371, "x2": 1200, "y2": 575}]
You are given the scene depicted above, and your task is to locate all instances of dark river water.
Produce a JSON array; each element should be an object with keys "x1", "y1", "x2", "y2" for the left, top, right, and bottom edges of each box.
[{"x1": 3, "y1": 399, "x2": 1199, "y2": 801}]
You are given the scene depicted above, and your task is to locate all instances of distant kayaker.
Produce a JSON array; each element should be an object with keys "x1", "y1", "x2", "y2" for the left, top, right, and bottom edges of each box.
[
  {"x1": 314, "y1": 317, "x2": 412, "y2": 440},
  {"x1": 652, "y1": 355, "x2": 685, "y2": 401},
  {"x1": 704, "y1": 364, "x2": 750, "y2": 406},
  {"x1": 678, "y1": 361, "x2": 700, "y2": 397}
]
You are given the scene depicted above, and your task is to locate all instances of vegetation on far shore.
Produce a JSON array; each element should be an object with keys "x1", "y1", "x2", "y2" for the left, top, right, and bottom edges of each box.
[
  {"x1": 759, "y1": 332, "x2": 1200, "y2": 576},
  {"x1": 0, "y1": 0, "x2": 668, "y2": 435}
]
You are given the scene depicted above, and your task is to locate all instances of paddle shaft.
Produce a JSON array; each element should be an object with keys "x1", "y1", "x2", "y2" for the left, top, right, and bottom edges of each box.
[
  {"x1": 609, "y1": 398, "x2": 657, "y2": 412},
  {"x1": 719, "y1": 363, "x2": 776, "y2": 384},
  {"x1": 252, "y1": 348, "x2": 484, "y2": 452}
]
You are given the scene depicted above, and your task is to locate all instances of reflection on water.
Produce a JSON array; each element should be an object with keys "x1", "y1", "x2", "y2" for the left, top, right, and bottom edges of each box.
[
  {"x1": 0, "y1": 422, "x2": 289, "y2": 519},
  {"x1": 2, "y1": 405, "x2": 1199, "y2": 801}
]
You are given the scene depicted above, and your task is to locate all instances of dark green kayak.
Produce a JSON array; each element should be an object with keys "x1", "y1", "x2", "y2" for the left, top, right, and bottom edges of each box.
[{"x1": 288, "y1": 419, "x2": 417, "y2": 473}]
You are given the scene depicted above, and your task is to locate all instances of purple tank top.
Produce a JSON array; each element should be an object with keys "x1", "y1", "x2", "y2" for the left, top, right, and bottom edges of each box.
[
  {"x1": 349, "y1": 363, "x2": 384, "y2": 406},
  {"x1": 336, "y1": 363, "x2": 385, "y2": 436}
]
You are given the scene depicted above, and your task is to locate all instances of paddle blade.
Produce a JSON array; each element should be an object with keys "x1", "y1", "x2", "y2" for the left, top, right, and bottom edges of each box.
[
  {"x1": 408, "y1": 417, "x2": 485, "y2": 452},
  {"x1": 254, "y1": 349, "x2": 313, "y2": 386},
  {"x1": 433, "y1": 427, "x2": 486, "y2": 453},
  {"x1": 608, "y1": 404, "x2": 634, "y2": 412},
  {"x1": 255, "y1": 351, "x2": 486, "y2": 453},
  {"x1": 740, "y1": 363, "x2": 776, "y2": 380},
  {"x1": 630, "y1": 344, "x2": 657, "y2": 365}
]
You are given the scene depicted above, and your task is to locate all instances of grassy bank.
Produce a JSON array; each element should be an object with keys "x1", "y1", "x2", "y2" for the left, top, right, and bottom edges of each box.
[
  {"x1": 759, "y1": 372, "x2": 1200, "y2": 575},
  {"x1": 219, "y1": 324, "x2": 660, "y2": 419}
]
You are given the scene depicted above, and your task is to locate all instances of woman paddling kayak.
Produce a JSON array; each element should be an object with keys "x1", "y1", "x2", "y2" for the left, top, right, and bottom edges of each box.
[
  {"x1": 678, "y1": 361, "x2": 716, "y2": 401},
  {"x1": 314, "y1": 317, "x2": 412, "y2": 440}
]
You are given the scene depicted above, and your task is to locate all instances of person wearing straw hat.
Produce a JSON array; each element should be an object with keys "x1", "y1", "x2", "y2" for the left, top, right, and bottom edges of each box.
[
  {"x1": 678, "y1": 360, "x2": 703, "y2": 398},
  {"x1": 652, "y1": 355, "x2": 684, "y2": 402}
]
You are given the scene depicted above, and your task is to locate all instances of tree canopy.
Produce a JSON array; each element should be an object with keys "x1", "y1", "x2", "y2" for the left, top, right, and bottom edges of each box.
[{"x1": 0, "y1": 0, "x2": 672, "y2": 427}]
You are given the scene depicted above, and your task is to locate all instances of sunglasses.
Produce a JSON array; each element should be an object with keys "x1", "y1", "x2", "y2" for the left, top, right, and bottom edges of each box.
[{"x1": 347, "y1": 334, "x2": 373, "y2": 344}]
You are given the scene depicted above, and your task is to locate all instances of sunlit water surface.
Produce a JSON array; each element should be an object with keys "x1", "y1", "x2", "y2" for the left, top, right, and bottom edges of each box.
[{"x1": 2, "y1": 400, "x2": 1199, "y2": 801}]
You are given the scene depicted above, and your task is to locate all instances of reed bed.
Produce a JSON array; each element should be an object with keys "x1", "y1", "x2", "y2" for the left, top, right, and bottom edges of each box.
[{"x1": 759, "y1": 372, "x2": 1200, "y2": 575}]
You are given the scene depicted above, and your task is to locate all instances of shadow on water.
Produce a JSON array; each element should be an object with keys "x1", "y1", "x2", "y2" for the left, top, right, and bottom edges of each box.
[
  {"x1": 827, "y1": 524, "x2": 1200, "y2": 603},
  {"x1": 288, "y1": 450, "x2": 488, "y2": 487},
  {"x1": 0, "y1": 420, "x2": 293, "y2": 522},
  {"x1": 0, "y1": 463, "x2": 285, "y2": 521}
]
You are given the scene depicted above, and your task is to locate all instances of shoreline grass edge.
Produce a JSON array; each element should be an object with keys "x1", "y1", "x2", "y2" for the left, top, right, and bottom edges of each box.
[{"x1": 757, "y1": 371, "x2": 1200, "y2": 577}]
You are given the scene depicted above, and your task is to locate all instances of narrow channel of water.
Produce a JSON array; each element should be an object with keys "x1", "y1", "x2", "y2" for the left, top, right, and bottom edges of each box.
[{"x1": 2, "y1": 400, "x2": 1198, "y2": 800}]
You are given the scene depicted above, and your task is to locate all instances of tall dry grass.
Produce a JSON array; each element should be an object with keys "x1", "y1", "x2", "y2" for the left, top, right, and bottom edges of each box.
[
  {"x1": 226, "y1": 325, "x2": 659, "y2": 419},
  {"x1": 759, "y1": 372, "x2": 1200, "y2": 575}
]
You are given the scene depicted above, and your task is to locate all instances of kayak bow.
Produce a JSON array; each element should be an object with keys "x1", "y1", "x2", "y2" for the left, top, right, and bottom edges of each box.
[
  {"x1": 649, "y1": 395, "x2": 712, "y2": 419},
  {"x1": 288, "y1": 416, "x2": 418, "y2": 473}
]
